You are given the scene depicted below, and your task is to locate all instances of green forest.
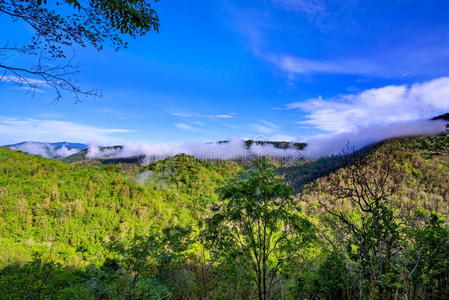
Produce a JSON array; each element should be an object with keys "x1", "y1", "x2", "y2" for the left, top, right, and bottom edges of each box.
[
  {"x1": 0, "y1": 129, "x2": 448, "y2": 299},
  {"x1": 1, "y1": 0, "x2": 449, "y2": 299}
]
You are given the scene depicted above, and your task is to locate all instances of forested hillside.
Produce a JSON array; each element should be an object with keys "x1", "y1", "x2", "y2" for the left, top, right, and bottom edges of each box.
[
  {"x1": 0, "y1": 132, "x2": 448, "y2": 299},
  {"x1": 0, "y1": 149, "x2": 240, "y2": 267},
  {"x1": 296, "y1": 136, "x2": 449, "y2": 299}
]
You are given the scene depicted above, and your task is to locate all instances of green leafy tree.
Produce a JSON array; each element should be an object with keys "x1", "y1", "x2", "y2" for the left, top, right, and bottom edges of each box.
[
  {"x1": 403, "y1": 212, "x2": 449, "y2": 299},
  {"x1": 109, "y1": 225, "x2": 193, "y2": 299},
  {"x1": 315, "y1": 251, "x2": 351, "y2": 300},
  {"x1": 206, "y1": 157, "x2": 315, "y2": 300},
  {"x1": 295, "y1": 251, "x2": 353, "y2": 300},
  {"x1": 0, "y1": 0, "x2": 160, "y2": 101},
  {"x1": 319, "y1": 152, "x2": 402, "y2": 299},
  {"x1": 419, "y1": 122, "x2": 449, "y2": 157},
  {"x1": 0, "y1": 255, "x2": 92, "y2": 299}
]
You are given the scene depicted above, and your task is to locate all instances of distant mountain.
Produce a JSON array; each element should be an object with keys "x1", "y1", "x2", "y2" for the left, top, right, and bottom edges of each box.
[
  {"x1": 6, "y1": 141, "x2": 88, "y2": 150},
  {"x1": 62, "y1": 145, "x2": 145, "y2": 165},
  {"x1": 431, "y1": 113, "x2": 449, "y2": 121},
  {"x1": 62, "y1": 140, "x2": 307, "y2": 165},
  {"x1": 5, "y1": 141, "x2": 88, "y2": 159},
  {"x1": 216, "y1": 140, "x2": 307, "y2": 150}
]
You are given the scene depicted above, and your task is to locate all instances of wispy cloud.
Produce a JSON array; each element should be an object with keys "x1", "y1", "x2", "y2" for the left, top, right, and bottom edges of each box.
[
  {"x1": 227, "y1": 1, "x2": 449, "y2": 80},
  {"x1": 267, "y1": 48, "x2": 449, "y2": 78},
  {"x1": 174, "y1": 123, "x2": 207, "y2": 132},
  {"x1": 0, "y1": 75, "x2": 47, "y2": 85},
  {"x1": 0, "y1": 117, "x2": 134, "y2": 144},
  {"x1": 14, "y1": 86, "x2": 45, "y2": 93},
  {"x1": 211, "y1": 113, "x2": 236, "y2": 119},
  {"x1": 171, "y1": 112, "x2": 236, "y2": 119},
  {"x1": 250, "y1": 120, "x2": 279, "y2": 134},
  {"x1": 10, "y1": 142, "x2": 81, "y2": 158},
  {"x1": 171, "y1": 112, "x2": 196, "y2": 117},
  {"x1": 96, "y1": 108, "x2": 137, "y2": 120},
  {"x1": 268, "y1": 54, "x2": 380, "y2": 77},
  {"x1": 302, "y1": 119, "x2": 445, "y2": 158},
  {"x1": 287, "y1": 77, "x2": 449, "y2": 134},
  {"x1": 85, "y1": 137, "x2": 303, "y2": 163},
  {"x1": 224, "y1": 3, "x2": 272, "y2": 55},
  {"x1": 272, "y1": 0, "x2": 325, "y2": 15},
  {"x1": 270, "y1": 134, "x2": 296, "y2": 142},
  {"x1": 1, "y1": 75, "x2": 47, "y2": 93}
]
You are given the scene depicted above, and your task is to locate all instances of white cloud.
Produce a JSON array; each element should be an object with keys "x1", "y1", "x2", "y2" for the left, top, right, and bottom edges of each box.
[
  {"x1": 251, "y1": 124, "x2": 275, "y2": 134},
  {"x1": 272, "y1": 0, "x2": 325, "y2": 15},
  {"x1": 269, "y1": 54, "x2": 381, "y2": 77},
  {"x1": 260, "y1": 120, "x2": 279, "y2": 128},
  {"x1": 1, "y1": 75, "x2": 47, "y2": 93},
  {"x1": 10, "y1": 142, "x2": 81, "y2": 158},
  {"x1": 174, "y1": 123, "x2": 206, "y2": 132},
  {"x1": 270, "y1": 134, "x2": 296, "y2": 142},
  {"x1": 288, "y1": 77, "x2": 449, "y2": 134},
  {"x1": 251, "y1": 120, "x2": 279, "y2": 134},
  {"x1": 0, "y1": 117, "x2": 134, "y2": 145},
  {"x1": 0, "y1": 75, "x2": 47, "y2": 86},
  {"x1": 224, "y1": 0, "x2": 449, "y2": 81},
  {"x1": 267, "y1": 40, "x2": 449, "y2": 79},
  {"x1": 171, "y1": 112, "x2": 236, "y2": 119},
  {"x1": 171, "y1": 112, "x2": 196, "y2": 117},
  {"x1": 15, "y1": 86, "x2": 45, "y2": 93},
  {"x1": 86, "y1": 137, "x2": 302, "y2": 163},
  {"x1": 209, "y1": 113, "x2": 236, "y2": 119},
  {"x1": 302, "y1": 120, "x2": 446, "y2": 158},
  {"x1": 96, "y1": 108, "x2": 136, "y2": 120}
]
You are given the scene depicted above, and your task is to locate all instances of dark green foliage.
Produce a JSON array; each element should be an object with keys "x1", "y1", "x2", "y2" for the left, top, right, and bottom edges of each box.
[
  {"x1": 1, "y1": 134, "x2": 449, "y2": 299},
  {"x1": 106, "y1": 225, "x2": 194, "y2": 299},
  {"x1": 206, "y1": 158, "x2": 315, "y2": 300},
  {"x1": 315, "y1": 252, "x2": 350, "y2": 299},
  {"x1": 0, "y1": 148, "x2": 239, "y2": 268},
  {"x1": 278, "y1": 155, "x2": 345, "y2": 192},
  {"x1": 404, "y1": 212, "x2": 449, "y2": 299},
  {"x1": 300, "y1": 137, "x2": 449, "y2": 300},
  {"x1": 144, "y1": 154, "x2": 242, "y2": 205},
  {"x1": 295, "y1": 251, "x2": 351, "y2": 300},
  {"x1": 316, "y1": 153, "x2": 402, "y2": 299},
  {"x1": 419, "y1": 123, "x2": 449, "y2": 157},
  {"x1": 0, "y1": 256, "x2": 93, "y2": 299}
]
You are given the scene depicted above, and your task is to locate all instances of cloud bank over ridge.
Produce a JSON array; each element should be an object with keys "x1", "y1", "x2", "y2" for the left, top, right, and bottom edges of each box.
[
  {"x1": 5, "y1": 77, "x2": 449, "y2": 161},
  {"x1": 288, "y1": 77, "x2": 449, "y2": 134},
  {"x1": 10, "y1": 142, "x2": 81, "y2": 159}
]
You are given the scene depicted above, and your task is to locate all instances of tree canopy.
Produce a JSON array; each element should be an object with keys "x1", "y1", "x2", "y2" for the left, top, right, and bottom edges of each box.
[
  {"x1": 206, "y1": 158, "x2": 315, "y2": 300},
  {"x1": 1, "y1": 136, "x2": 449, "y2": 299},
  {"x1": 0, "y1": 0, "x2": 160, "y2": 101}
]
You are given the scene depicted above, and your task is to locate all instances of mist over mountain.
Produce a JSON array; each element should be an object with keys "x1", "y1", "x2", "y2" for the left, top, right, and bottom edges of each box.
[
  {"x1": 5, "y1": 142, "x2": 88, "y2": 159},
  {"x1": 5, "y1": 116, "x2": 446, "y2": 163}
]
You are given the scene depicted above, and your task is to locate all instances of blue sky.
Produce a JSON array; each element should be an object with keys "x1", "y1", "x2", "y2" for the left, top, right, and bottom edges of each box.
[{"x1": 2, "y1": 0, "x2": 449, "y2": 145}]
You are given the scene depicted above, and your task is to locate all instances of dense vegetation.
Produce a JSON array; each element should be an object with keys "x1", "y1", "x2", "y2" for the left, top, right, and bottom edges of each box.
[
  {"x1": 0, "y1": 150, "x2": 240, "y2": 267},
  {"x1": 0, "y1": 131, "x2": 448, "y2": 299}
]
